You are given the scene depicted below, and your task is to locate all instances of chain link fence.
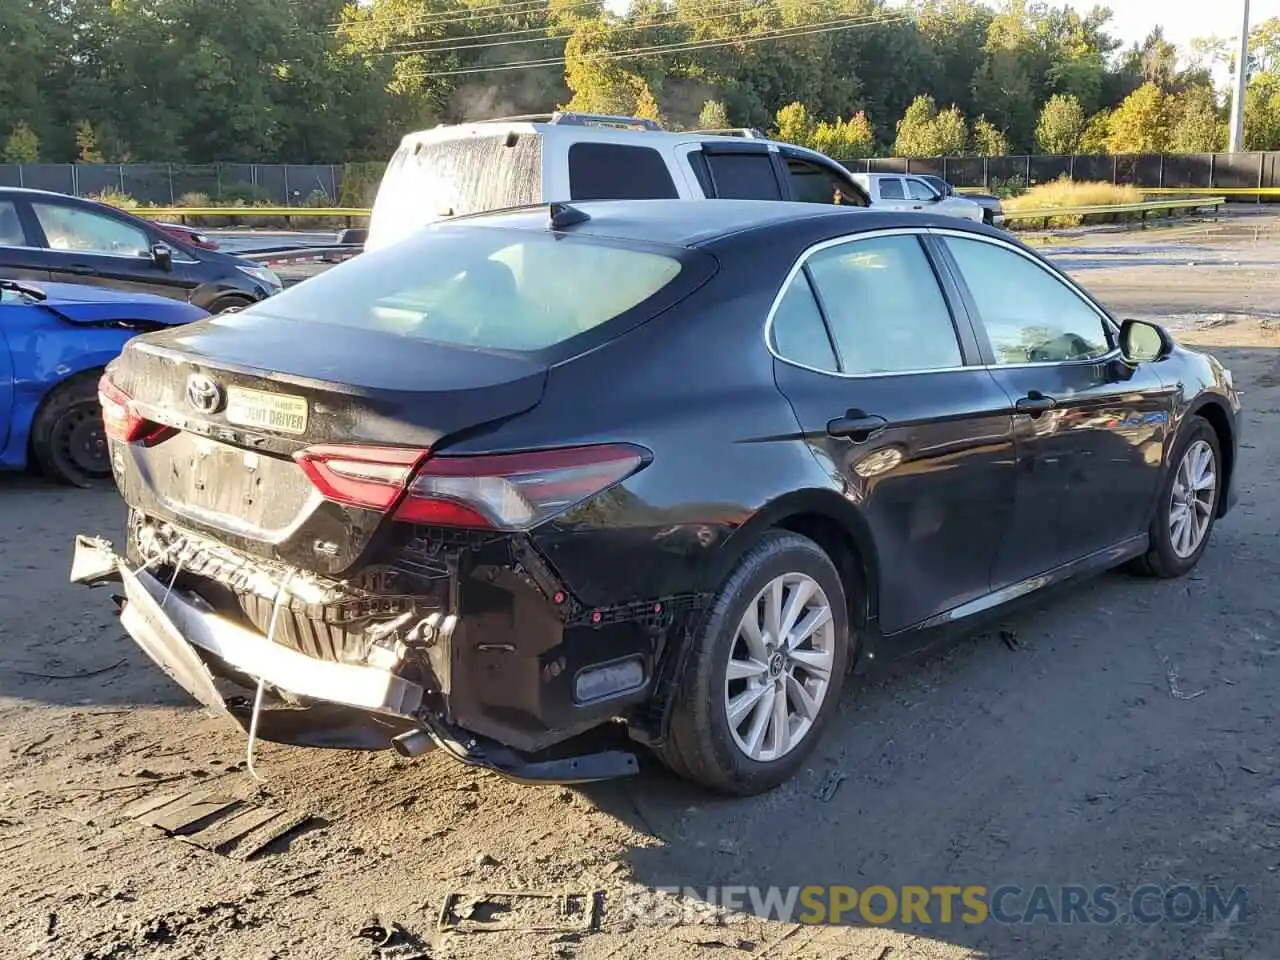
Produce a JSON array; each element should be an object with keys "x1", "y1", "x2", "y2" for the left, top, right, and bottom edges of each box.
[
  {"x1": 0, "y1": 163, "x2": 343, "y2": 205},
  {"x1": 842, "y1": 151, "x2": 1279, "y2": 192},
  {"x1": 3, "y1": 153, "x2": 1279, "y2": 204}
]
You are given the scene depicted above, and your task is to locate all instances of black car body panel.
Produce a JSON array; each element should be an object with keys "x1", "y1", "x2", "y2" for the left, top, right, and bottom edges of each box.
[
  {"x1": 0, "y1": 188, "x2": 278, "y2": 311},
  {"x1": 77, "y1": 199, "x2": 1242, "y2": 780}
]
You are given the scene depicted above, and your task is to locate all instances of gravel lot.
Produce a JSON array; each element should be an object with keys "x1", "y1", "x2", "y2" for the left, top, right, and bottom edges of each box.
[{"x1": 3, "y1": 212, "x2": 1280, "y2": 960}]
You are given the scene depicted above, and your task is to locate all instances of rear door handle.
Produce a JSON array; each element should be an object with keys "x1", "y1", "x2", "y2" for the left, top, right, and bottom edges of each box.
[
  {"x1": 827, "y1": 411, "x2": 888, "y2": 441},
  {"x1": 1015, "y1": 391, "x2": 1057, "y2": 416},
  {"x1": 64, "y1": 264, "x2": 98, "y2": 276}
]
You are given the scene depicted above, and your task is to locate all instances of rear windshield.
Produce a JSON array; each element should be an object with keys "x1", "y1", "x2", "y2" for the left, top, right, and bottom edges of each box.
[
  {"x1": 247, "y1": 226, "x2": 685, "y2": 352},
  {"x1": 369, "y1": 132, "x2": 543, "y2": 246}
]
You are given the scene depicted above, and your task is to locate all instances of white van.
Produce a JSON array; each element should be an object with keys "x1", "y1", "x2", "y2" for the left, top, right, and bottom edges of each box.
[{"x1": 365, "y1": 112, "x2": 872, "y2": 251}]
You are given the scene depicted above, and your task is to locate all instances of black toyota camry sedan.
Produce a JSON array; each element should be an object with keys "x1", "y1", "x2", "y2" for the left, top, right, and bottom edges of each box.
[{"x1": 73, "y1": 199, "x2": 1241, "y2": 795}]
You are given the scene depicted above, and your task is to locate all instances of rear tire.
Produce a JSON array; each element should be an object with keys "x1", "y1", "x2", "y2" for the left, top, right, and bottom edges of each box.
[
  {"x1": 1131, "y1": 417, "x2": 1222, "y2": 578},
  {"x1": 207, "y1": 295, "x2": 254, "y2": 315},
  {"x1": 30, "y1": 372, "x2": 113, "y2": 488},
  {"x1": 658, "y1": 532, "x2": 850, "y2": 795}
]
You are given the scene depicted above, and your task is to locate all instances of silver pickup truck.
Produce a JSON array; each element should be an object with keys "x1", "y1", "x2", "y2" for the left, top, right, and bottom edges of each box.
[{"x1": 847, "y1": 172, "x2": 987, "y2": 223}]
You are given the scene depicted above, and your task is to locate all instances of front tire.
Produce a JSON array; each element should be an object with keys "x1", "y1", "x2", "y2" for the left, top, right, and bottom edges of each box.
[
  {"x1": 658, "y1": 532, "x2": 850, "y2": 795},
  {"x1": 1132, "y1": 417, "x2": 1222, "y2": 578},
  {"x1": 30, "y1": 372, "x2": 113, "y2": 488}
]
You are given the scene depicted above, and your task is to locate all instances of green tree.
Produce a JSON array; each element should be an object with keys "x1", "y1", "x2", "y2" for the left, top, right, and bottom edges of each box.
[
  {"x1": 698, "y1": 100, "x2": 730, "y2": 130},
  {"x1": 75, "y1": 120, "x2": 103, "y2": 162},
  {"x1": 1244, "y1": 72, "x2": 1280, "y2": 150},
  {"x1": 3, "y1": 121, "x2": 40, "y2": 163},
  {"x1": 1079, "y1": 109, "x2": 1112, "y2": 153},
  {"x1": 1168, "y1": 86, "x2": 1223, "y2": 152},
  {"x1": 1035, "y1": 93, "x2": 1085, "y2": 153},
  {"x1": 933, "y1": 105, "x2": 969, "y2": 154},
  {"x1": 1106, "y1": 82, "x2": 1170, "y2": 152},
  {"x1": 970, "y1": 115, "x2": 1008, "y2": 155},
  {"x1": 894, "y1": 95, "x2": 966, "y2": 156},
  {"x1": 774, "y1": 101, "x2": 815, "y2": 146},
  {"x1": 811, "y1": 113, "x2": 875, "y2": 158}
]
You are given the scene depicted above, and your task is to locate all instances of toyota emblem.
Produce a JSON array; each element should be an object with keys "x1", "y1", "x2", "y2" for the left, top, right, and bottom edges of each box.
[{"x1": 186, "y1": 374, "x2": 224, "y2": 415}]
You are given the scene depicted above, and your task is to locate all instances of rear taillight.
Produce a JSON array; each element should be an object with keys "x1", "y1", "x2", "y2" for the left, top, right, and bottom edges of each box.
[
  {"x1": 294, "y1": 443, "x2": 648, "y2": 531},
  {"x1": 294, "y1": 445, "x2": 426, "y2": 511},
  {"x1": 98, "y1": 376, "x2": 172, "y2": 445}
]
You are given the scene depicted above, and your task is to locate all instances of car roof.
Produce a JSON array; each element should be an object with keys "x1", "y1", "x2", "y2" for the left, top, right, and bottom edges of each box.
[
  {"x1": 394, "y1": 120, "x2": 840, "y2": 166},
  {"x1": 446, "y1": 199, "x2": 991, "y2": 248}
]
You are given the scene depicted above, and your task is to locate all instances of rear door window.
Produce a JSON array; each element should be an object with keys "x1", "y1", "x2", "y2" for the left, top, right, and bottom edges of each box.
[
  {"x1": 569, "y1": 143, "x2": 678, "y2": 200},
  {"x1": 0, "y1": 200, "x2": 26, "y2": 245},
  {"x1": 877, "y1": 178, "x2": 905, "y2": 200},
  {"x1": 703, "y1": 151, "x2": 783, "y2": 200},
  {"x1": 248, "y1": 225, "x2": 691, "y2": 354},
  {"x1": 803, "y1": 235, "x2": 963, "y2": 374},
  {"x1": 785, "y1": 158, "x2": 864, "y2": 205}
]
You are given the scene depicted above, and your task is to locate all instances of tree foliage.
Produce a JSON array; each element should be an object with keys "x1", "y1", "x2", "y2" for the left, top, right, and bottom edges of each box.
[
  {"x1": 1106, "y1": 82, "x2": 1170, "y2": 153},
  {"x1": 1035, "y1": 94, "x2": 1085, "y2": 153},
  {"x1": 0, "y1": 0, "x2": 1263, "y2": 162},
  {"x1": 3, "y1": 122, "x2": 40, "y2": 163}
]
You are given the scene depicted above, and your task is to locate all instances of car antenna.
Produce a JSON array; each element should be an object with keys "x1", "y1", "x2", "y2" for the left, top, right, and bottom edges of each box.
[{"x1": 548, "y1": 201, "x2": 590, "y2": 230}]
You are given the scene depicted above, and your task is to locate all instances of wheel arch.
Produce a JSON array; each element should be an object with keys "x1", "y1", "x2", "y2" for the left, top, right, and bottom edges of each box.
[
  {"x1": 705, "y1": 489, "x2": 880, "y2": 632},
  {"x1": 14, "y1": 360, "x2": 109, "y2": 472},
  {"x1": 1186, "y1": 396, "x2": 1235, "y2": 518}
]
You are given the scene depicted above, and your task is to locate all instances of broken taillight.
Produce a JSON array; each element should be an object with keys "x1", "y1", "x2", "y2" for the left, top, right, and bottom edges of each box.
[
  {"x1": 294, "y1": 443, "x2": 648, "y2": 531},
  {"x1": 98, "y1": 376, "x2": 172, "y2": 445}
]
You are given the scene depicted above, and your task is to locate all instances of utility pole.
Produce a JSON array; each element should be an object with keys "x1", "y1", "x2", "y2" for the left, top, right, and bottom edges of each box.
[{"x1": 1228, "y1": 0, "x2": 1251, "y2": 153}]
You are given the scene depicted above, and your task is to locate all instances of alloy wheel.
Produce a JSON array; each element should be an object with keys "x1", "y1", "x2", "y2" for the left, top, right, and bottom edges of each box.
[
  {"x1": 724, "y1": 572, "x2": 837, "y2": 763},
  {"x1": 1169, "y1": 439, "x2": 1217, "y2": 559}
]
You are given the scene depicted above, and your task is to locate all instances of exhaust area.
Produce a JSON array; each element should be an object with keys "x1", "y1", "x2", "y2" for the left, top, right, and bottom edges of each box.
[{"x1": 391, "y1": 728, "x2": 436, "y2": 758}]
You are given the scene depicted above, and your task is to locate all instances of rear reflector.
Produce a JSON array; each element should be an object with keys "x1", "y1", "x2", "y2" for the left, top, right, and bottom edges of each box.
[
  {"x1": 294, "y1": 443, "x2": 648, "y2": 531},
  {"x1": 98, "y1": 376, "x2": 173, "y2": 445}
]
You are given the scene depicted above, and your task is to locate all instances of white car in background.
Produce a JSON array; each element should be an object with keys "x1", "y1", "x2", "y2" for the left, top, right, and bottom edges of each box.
[{"x1": 848, "y1": 172, "x2": 986, "y2": 223}]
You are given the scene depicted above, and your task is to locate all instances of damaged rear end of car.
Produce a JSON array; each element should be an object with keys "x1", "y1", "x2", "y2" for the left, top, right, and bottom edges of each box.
[{"x1": 73, "y1": 209, "x2": 717, "y2": 784}]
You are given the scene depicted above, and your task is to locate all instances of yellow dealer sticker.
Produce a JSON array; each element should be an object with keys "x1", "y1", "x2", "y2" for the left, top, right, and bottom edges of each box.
[{"x1": 224, "y1": 386, "x2": 308, "y2": 435}]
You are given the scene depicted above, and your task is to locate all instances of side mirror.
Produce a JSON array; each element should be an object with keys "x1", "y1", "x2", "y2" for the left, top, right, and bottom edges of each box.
[
  {"x1": 1119, "y1": 318, "x2": 1173, "y2": 364},
  {"x1": 151, "y1": 242, "x2": 173, "y2": 271}
]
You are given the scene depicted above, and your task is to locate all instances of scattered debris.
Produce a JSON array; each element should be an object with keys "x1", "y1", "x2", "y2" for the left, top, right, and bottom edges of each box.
[
  {"x1": 126, "y1": 786, "x2": 318, "y2": 859},
  {"x1": 814, "y1": 771, "x2": 846, "y2": 802},
  {"x1": 377, "y1": 945, "x2": 431, "y2": 960},
  {"x1": 45, "y1": 911, "x2": 57, "y2": 938},
  {"x1": 1084, "y1": 793, "x2": 1112, "y2": 803},
  {"x1": 1241, "y1": 765, "x2": 1261, "y2": 775},
  {"x1": 14, "y1": 658, "x2": 126, "y2": 680},
  {"x1": 438, "y1": 889, "x2": 598, "y2": 934},
  {"x1": 358, "y1": 917, "x2": 404, "y2": 948},
  {"x1": 1162, "y1": 657, "x2": 1206, "y2": 700},
  {"x1": 1000, "y1": 629, "x2": 1022, "y2": 651},
  {"x1": 675, "y1": 931, "x2": 755, "y2": 950},
  {"x1": 475, "y1": 852, "x2": 500, "y2": 868}
]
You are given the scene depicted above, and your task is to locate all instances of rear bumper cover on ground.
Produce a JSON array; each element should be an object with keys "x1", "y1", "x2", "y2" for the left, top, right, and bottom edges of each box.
[{"x1": 70, "y1": 535, "x2": 638, "y2": 784}]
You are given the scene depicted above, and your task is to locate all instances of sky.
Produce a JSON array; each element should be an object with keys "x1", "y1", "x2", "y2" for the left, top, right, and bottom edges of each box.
[{"x1": 602, "y1": 0, "x2": 1273, "y2": 53}]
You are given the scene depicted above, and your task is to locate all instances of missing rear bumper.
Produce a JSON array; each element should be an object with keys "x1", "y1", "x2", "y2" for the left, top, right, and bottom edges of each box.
[{"x1": 70, "y1": 534, "x2": 639, "y2": 785}]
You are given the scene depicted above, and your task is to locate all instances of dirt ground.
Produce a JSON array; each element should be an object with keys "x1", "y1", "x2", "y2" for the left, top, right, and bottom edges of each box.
[{"x1": 4, "y1": 212, "x2": 1280, "y2": 960}]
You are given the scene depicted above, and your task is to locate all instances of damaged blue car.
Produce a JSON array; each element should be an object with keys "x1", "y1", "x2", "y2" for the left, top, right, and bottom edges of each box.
[{"x1": 0, "y1": 278, "x2": 206, "y2": 486}]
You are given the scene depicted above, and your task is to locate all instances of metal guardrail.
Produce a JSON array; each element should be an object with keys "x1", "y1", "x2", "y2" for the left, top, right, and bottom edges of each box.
[
  {"x1": 248, "y1": 245, "x2": 363, "y2": 266},
  {"x1": 141, "y1": 206, "x2": 371, "y2": 217},
  {"x1": 1140, "y1": 187, "x2": 1280, "y2": 196},
  {"x1": 1001, "y1": 196, "x2": 1225, "y2": 227}
]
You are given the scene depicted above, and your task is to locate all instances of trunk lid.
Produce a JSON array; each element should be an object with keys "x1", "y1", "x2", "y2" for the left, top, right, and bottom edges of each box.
[{"x1": 108, "y1": 315, "x2": 547, "y2": 574}]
